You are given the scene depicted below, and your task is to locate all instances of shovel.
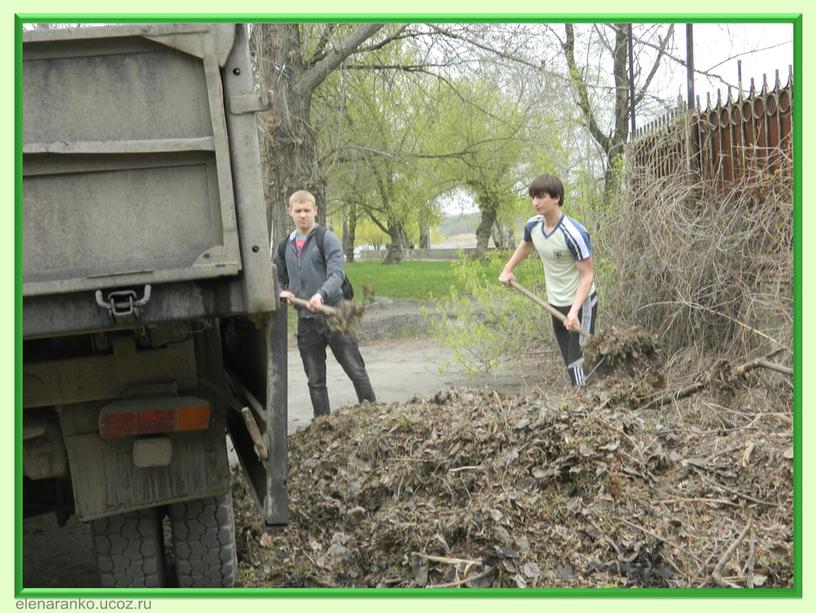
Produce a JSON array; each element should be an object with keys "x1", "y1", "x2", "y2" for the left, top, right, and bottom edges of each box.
[
  {"x1": 288, "y1": 296, "x2": 338, "y2": 316},
  {"x1": 509, "y1": 280, "x2": 592, "y2": 338}
]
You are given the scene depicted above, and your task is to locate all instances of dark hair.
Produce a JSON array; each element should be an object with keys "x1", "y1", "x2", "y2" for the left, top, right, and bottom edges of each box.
[{"x1": 528, "y1": 174, "x2": 564, "y2": 207}]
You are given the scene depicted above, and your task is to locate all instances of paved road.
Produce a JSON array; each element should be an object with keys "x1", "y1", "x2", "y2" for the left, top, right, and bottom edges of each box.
[{"x1": 285, "y1": 336, "x2": 521, "y2": 433}]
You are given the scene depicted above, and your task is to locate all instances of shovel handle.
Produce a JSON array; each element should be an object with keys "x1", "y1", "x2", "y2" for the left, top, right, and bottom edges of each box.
[
  {"x1": 509, "y1": 280, "x2": 591, "y2": 338},
  {"x1": 288, "y1": 296, "x2": 337, "y2": 316}
]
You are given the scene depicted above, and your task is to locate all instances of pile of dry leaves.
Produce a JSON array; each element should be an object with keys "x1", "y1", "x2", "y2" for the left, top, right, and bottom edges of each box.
[{"x1": 233, "y1": 364, "x2": 793, "y2": 590}]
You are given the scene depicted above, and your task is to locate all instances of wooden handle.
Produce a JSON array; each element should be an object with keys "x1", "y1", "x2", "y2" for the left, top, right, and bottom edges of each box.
[
  {"x1": 288, "y1": 296, "x2": 337, "y2": 316},
  {"x1": 509, "y1": 280, "x2": 592, "y2": 338}
]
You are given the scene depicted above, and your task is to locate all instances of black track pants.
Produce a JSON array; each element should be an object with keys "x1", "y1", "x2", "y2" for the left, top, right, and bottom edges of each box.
[{"x1": 551, "y1": 292, "x2": 598, "y2": 386}]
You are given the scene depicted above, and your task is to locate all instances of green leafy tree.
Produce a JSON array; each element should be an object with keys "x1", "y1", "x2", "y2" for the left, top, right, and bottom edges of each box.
[
  {"x1": 319, "y1": 43, "x2": 452, "y2": 263},
  {"x1": 427, "y1": 77, "x2": 528, "y2": 250}
]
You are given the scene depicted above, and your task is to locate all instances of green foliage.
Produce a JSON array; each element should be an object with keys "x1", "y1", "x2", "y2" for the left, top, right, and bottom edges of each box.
[
  {"x1": 317, "y1": 38, "x2": 447, "y2": 247},
  {"x1": 434, "y1": 78, "x2": 528, "y2": 220},
  {"x1": 425, "y1": 253, "x2": 552, "y2": 375},
  {"x1": 429, "y1": 226, "x2": 445, "y2": 245},
  {"x1": 496, "y1": 193, "x2": 532, "y2": 236},
  {"x1": 317, "y1": 35, "x2": 573, "y2": 251},
  {"x1": 569, "y1": 167, "x2": 606, "y2": 214},
  {"x1": 606, "y1": 153, "x2": 627, "y2": 204},
  {"x1": 347, "y1": 219, "x2": 388, "y2": 249}
]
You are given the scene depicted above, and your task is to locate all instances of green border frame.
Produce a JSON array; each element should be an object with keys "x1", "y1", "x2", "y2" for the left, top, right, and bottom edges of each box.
[{"x1": 14, "y1": 12, "x2": 802, "y2": 600}]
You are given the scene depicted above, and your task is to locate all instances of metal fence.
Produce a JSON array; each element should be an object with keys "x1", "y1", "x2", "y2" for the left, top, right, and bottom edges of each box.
[{"x1": 627, "y1": 67, "x2": 793, "y2": 188}]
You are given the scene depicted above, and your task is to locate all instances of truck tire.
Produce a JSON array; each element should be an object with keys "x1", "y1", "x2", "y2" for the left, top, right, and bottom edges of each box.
[
  {"x1": 91, "y1": 507, "x2": 167, "y2": 587},
  {"x1": 168, "y1": 493, "x2": 237, "y2": 587}
]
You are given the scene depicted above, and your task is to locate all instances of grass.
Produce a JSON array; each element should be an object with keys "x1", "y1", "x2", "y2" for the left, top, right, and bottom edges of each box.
[
  {"x1": 344, "y1": 256, "x2": 544, "y2": 301},
  {"x1": 345, "y1": 260, "x2": 459, "y2": 299}
]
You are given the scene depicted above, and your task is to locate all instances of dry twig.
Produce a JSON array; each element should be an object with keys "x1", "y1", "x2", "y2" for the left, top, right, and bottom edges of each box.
[
  {"x1": 713, "y1": 520, "x2": 753, "y2": 588},
  {"x1": 641, "y1": 348, "x2": 785, "y2": 409}
]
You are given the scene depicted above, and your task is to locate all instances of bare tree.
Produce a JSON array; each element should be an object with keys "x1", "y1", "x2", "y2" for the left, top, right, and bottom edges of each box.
[{"x1": 562, "y1": 23, "x2": 673, "y2": 196}]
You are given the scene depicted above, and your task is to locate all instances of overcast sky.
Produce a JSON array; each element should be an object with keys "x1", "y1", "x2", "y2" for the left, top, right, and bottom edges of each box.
[{"x1": 662, "y1": 23, "x2": 794, "y2": 107}]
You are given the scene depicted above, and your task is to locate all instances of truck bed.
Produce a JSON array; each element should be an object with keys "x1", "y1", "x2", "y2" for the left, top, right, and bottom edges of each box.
[{"x1": 22, "y1": 24, "x2": 276, "y2": 337}]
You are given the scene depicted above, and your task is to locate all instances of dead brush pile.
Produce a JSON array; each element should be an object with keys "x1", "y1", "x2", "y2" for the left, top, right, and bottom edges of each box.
[
  {"x1": 233, "y1": 382, "x2": 792, "y2": 589},
  {"x1": 602, "y1": 131, "x2": 793, "y2": 359}
]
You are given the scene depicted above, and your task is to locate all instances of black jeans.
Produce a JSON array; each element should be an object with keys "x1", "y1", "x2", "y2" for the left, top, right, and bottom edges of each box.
[{"x1": 296, "y1": 317, "x2": 376, "y2": 417}]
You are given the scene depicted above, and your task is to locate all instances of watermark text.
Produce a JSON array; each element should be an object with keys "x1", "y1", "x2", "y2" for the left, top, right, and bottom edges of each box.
[{"x1": 16, "y1": 600, "x2": 153, "y2": 611}]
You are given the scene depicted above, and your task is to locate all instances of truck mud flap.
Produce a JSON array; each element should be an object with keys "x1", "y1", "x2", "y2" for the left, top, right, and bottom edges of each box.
[
  {"x1": 222, "y1": 308, "x2": 288, "y2": 527},
  {"x1": 63, "y1": 410, "x2": 230, "y2": 522}
]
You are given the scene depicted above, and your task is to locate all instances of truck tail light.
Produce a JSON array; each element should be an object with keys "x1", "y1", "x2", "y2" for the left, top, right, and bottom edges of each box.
[
  {"x1": 99, "y1": 397, "x2": 211, "y2": 439},
  {"x1": 174, "y1": 406, "x2": 211, "y2": 431}
]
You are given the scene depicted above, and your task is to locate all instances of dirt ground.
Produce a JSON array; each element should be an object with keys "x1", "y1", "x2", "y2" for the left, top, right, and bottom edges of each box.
[{"x1": 286, "y1": 336, "x2": 543, "y2": 433}]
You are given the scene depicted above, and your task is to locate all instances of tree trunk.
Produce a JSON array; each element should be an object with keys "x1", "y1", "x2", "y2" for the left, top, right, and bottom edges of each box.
[
  {"x1": 475, "y1": 208, "x2": 497, "y2": 251},
  {"x1": 564, "y1": 24, "x2": 670, "y2": 201},
  {"x1": 250, "y1": 23, "x2": 385, "y2": 247},
  {"x1": 343, "y1": 203, "x2": 357, "y2": 263},
  {"x1": 251, "y1": 25, "x2": 326, "y2": 246},
  {"x1": 605, "y1": 24, "x2": 630, "y2": 198},
  {"x1": 491, "y1": 220, "x2": 514, "y2": 249},
  {"x1": 418, "y1": 222, "x2": 431, "y2": 249},
  {"x1": 383, "y1": 224, "x2": 407, "y2": 264}
]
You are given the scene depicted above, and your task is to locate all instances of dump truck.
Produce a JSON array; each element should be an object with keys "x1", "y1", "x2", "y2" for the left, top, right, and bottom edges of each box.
[{"x1": 21, "y1": 23, "x2": 287, "y2": 588}]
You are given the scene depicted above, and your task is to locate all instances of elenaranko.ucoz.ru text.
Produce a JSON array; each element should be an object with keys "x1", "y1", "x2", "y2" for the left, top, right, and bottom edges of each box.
[{"x1": 16, "y1": 600, "x2": 152, "y2": 610}]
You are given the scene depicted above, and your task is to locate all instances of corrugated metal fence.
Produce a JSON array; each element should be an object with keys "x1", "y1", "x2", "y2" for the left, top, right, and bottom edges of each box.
[{"x1": 627, "y1": 67, "x2": 793, "y2": 188}]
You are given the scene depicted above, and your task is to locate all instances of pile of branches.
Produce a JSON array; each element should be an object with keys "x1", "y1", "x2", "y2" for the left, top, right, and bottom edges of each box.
[
  {"x1": 233, "y1": 384, "x2": 792, "y2": 589},
  {"x1": 601, "y1": 136, "x2": 793, "y2": 360},
  {"x1": 583, "y1": 325, "x2": 663, "y2": 379}
]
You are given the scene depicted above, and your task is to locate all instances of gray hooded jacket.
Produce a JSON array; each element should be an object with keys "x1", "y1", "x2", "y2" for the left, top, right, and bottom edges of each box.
[{"x1": 275, "y1": 224, "x2": 345, "y2": 319}]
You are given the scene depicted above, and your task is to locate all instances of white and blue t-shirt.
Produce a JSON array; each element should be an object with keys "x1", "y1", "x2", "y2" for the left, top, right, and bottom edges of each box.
[{"x1": 524, "y1": 213, "x2": 596, "y2": 307}]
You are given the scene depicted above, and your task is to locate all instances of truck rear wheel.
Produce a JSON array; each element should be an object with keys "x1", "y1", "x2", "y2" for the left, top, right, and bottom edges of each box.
[
  {"x1": 91, "y1": 507, "x2": 167, "y2": 587},
  {"x1": 168, "y1": 493, "x2": 237, "y2": 587}
]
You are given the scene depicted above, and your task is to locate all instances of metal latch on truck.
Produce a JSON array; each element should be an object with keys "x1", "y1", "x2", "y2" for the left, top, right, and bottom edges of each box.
[
  {"x1": 95, "y1": 285, "x2": 152, "y2": 322},
  {"x1": 227, "y1": 90, "x2": 274, "y2": 115}
]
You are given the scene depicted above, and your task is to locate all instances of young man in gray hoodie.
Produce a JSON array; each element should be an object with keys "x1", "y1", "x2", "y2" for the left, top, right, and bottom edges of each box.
[{"x1": 275, "y1": 190, "x2": 376, "y2": 417}]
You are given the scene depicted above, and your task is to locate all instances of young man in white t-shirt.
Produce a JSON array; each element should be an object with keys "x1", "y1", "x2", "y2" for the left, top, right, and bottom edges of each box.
[{"x1": 499, "y1": 174, "x2": 597, "y2": 386}]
